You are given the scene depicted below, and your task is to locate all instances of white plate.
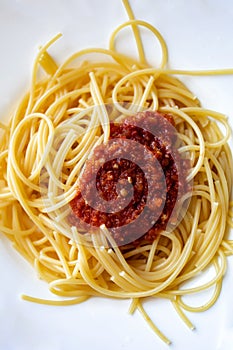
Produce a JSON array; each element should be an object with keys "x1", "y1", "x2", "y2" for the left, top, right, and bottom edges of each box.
[{"x1": 0, "y1": 1, "x2": 233, "y2": 349}]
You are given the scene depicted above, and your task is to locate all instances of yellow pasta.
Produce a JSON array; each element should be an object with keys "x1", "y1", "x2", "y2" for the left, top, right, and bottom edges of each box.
[{"x1": 0, "y1": 0, "x2": 233, "y2": 345}]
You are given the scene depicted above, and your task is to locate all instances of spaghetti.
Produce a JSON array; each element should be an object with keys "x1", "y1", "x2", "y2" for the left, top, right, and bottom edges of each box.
[{"x1": 0, "y1": 0, "x2": 233, "y2": 345}]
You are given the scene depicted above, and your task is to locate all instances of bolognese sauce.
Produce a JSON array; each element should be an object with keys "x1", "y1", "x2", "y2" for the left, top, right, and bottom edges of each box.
[{"x1": 69, "y1": 111, "x2": 189, "y2": 245}]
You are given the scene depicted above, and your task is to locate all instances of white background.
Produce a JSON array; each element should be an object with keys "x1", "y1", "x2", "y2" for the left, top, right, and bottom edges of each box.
[{"x1": 0, "y1": 1, "x2": 233, "y2": 349}]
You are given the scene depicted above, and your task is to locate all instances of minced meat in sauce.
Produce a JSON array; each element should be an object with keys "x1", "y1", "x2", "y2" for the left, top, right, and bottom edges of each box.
[{"x1": 69, "y1": 111, "x2": 189, "y2": 246}]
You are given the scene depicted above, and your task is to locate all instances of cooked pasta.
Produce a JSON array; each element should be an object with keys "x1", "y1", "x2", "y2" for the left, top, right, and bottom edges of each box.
[{"x1": 0, "y1": 0, "x2": 233, "y2": 345}]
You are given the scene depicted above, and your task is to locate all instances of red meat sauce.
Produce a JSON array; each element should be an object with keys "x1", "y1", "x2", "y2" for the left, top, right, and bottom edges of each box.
[{"x1": 69, "y1": 110, "x2": 190, "y2": 246}]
